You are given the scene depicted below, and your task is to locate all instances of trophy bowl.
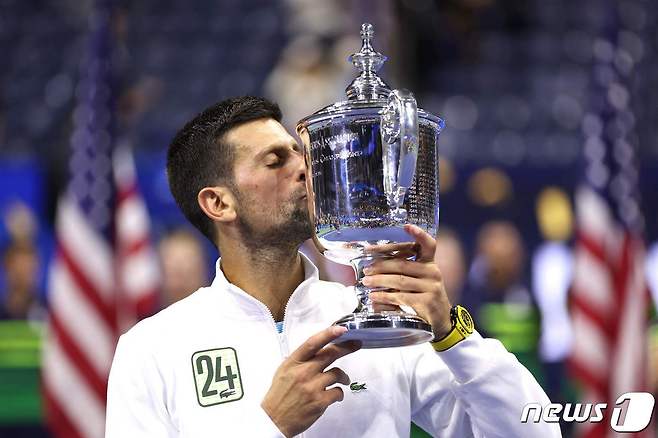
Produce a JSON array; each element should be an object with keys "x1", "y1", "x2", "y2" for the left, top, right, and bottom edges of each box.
[{"x1": 297, "y1": 23, "x2": 445, "y2": 348}]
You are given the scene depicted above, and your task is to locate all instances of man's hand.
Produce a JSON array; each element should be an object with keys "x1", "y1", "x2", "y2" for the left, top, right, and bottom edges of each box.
[
  {"x1": 363, "y1": 224, "x2": 453, "y2": 339},
  {"x1": 261, "y1": 326, "x2": 361, "y2": 437}
]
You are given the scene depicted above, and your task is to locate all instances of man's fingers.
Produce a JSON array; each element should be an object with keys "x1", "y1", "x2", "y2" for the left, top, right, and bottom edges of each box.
[
  {"x1": 363, "y1": 225, "x2": 436, "y2": 262},
  {"x1": 290, "y1": 326, "x2": 348, "y2": 363},
  {"x1": 312, "y1": 340, "x2": 361, "y2": 370},
  {"x1": 404, "y1": 224, "x2": 436, "y2": 262},
  {"x1": 323, "y1": 386, "x2": 345, "y2": 406},
  {"x1": 364, "y1": 258, "x2": 438, "y2": 279},
  {"x1": 369, "y1": 290, "x2": 419, "y2": 308},
  {"x1": 364, "y1": 241, "x2": 418, "y2": 256},
  {"x1": 362, "y1": 273, "x2": 428, "y2": 292},
  {"x1": 317, "y1": 367, "x2": 350, "y2": 388}
]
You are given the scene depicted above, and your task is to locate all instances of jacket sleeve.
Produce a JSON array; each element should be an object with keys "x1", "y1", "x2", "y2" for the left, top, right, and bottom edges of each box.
[
  {"x1": 405, "y1": 332, "x2": 562, "y2": 437},
  {"x1": 105, "y1": 332, "x2": 178, "y2": 438}
]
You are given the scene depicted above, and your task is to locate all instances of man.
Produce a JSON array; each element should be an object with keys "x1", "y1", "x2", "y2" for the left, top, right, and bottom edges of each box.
[
  {"x1": 1, "y1": 240, "x2": 44, "y2": 321},
  {"x1": 106, "y1": 96, "x2": 560, "y2": 437},
  {"x1": 158, "y1": 227, "x2": 209, "y2": 306}
]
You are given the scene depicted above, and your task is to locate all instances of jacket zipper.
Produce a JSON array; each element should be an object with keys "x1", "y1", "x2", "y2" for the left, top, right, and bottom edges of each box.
[
  {"x1": 226, "y1": 285, "x2": 293, "y2": 356},
  {"x1": 227, "y1": 284, "x2": 306, "y2": 437},
  {"x1": 280, "y1": 294, "x2": 294, "y2": 356}
]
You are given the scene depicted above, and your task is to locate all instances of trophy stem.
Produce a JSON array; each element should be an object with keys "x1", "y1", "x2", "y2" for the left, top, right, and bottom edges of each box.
[{"x1": 350, "y1": 255, "x2": 380, "y2": 313}]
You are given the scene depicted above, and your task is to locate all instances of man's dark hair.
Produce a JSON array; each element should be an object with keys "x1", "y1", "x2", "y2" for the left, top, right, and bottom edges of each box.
[{"x1": 167, "y1": 96, "x2": 282, "y2": 244}]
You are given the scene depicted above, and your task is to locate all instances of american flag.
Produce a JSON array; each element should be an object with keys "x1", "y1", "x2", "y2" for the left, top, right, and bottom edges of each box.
[
  {"x1": 42, "y1": 2, "x2": 160, "y2": 437},
  {"x1": 569, "y1": 2, "x2": 651, "y2": 437}
]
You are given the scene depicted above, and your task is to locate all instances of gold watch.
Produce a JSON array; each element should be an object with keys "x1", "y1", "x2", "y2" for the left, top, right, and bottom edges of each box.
[{"x1": 431, "y1": 305, "x2": 475, "y2": 352}]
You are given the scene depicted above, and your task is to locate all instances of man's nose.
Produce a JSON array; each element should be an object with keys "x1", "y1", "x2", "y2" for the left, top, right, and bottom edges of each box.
[{"x1": 293, "y1": 152, "x2": 307, "y2": 182}]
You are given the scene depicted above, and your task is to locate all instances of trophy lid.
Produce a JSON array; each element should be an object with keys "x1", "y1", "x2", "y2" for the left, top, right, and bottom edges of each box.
[
  {"x1": 296, "y1": 23, "x2": 443, "y2": 132},
  {"x1": 345, "y1": 23, "x2": 391, "y2": 101}
]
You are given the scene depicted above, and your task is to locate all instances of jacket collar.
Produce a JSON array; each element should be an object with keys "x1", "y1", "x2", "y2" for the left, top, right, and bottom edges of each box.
[{"x1": 210, "y1": 252, "x2": 321, "y2": 319}]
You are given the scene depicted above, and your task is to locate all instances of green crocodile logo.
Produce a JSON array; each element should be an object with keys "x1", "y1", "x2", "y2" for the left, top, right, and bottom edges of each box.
[
  {"x1": 350, "y1": 382, "x2": 367, "y2": 392},
  {"x1": 220, "y1": 388, "x2": 236, "y2": 399}
]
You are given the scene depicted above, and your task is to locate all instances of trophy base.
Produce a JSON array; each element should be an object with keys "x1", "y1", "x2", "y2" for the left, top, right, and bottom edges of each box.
[{"x1": 333, "y1": 311, "x2": 434, "y2": 348}]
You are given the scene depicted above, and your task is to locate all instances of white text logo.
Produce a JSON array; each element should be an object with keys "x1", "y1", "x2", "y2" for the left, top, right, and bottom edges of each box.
[{"x1": 521, "y1": 392, "x2": 655, "y2": 432}]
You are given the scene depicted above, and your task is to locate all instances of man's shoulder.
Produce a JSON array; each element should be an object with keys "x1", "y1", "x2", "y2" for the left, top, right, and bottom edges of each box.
[{"x1": 120, "y1": 286, "x2": 212, "y2": 344}]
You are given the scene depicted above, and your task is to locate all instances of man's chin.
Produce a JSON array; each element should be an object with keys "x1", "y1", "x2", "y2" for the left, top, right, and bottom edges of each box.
[{"x1": 288, "y1": 220, "x2": 314, "y2": 246}]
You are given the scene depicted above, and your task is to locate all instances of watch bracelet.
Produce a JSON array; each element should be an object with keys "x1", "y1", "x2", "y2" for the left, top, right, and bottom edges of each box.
[{"x1": 430, "y1": 305, "x2": 472, "y2": 351}]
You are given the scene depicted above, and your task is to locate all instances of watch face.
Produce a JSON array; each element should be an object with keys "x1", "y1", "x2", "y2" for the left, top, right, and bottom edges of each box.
[{"x1": 456, "y1": 306, "x2": 475, "y2": 334}]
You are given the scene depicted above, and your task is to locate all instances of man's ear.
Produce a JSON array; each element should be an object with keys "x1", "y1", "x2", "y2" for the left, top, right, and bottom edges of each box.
[{"x1": 197, "y1": 186, "x2": 237, "y2": 224}]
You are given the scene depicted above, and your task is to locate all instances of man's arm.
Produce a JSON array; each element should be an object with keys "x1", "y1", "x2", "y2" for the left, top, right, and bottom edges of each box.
[
  {"x1": 366, "y1": 225, "x2": 561, "y2": 437},
  {"x1": 403, "y1": 333, "x2": 561, "y2": 437},
  {"x1": 105, "y1": 332, "x2": 177, "y2": 438}
]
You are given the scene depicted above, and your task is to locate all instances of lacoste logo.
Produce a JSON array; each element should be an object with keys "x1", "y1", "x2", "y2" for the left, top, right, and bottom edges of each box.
[
  {"x1": 350, "y1": 382, "x2": 367, "y2": 392},
  {"x1": 220, "y1": 389, "x2": 236, "y2": 399}
]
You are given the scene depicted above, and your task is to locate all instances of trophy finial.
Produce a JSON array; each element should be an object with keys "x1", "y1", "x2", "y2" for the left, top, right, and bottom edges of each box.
[
  {"x1": 361, "y1": 23, "x2": 374, "y2": 49},
  {"x1": 346, "y1": 23, "x2": 391, "y2": 100}
]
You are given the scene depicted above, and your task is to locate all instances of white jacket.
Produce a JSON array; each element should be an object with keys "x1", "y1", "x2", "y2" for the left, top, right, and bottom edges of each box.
[{"x1": 106, "y1": 254, "x2": 561, "y2": 437}]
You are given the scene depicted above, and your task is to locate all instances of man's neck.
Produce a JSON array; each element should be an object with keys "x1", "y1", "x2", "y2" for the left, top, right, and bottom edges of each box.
[{"x1": 219, "y1": 244, "x2": 305, "y2": 322}]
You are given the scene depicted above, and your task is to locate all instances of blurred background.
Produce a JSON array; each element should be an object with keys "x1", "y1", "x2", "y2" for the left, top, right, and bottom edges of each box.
[{"x1": 0, "y1": 0, "x2": 656, "y2": 437}]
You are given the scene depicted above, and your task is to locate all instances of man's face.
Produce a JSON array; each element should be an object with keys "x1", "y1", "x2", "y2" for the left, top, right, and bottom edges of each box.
[{"x1": 224, "y1": 118, "x2": 312, "y2": 249}]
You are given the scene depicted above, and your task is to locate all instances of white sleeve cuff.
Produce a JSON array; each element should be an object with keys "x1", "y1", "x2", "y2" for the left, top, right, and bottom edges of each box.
[{"x1": 435, "y1": 331, "x2": 496, "y2": 383}]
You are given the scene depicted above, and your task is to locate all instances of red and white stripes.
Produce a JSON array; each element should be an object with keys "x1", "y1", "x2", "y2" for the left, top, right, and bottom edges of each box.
[
  {"x1": 570, "y1": 186, "x2": 650, "y2": 438},
  {"x1": 43, "y1": 196, "x2": 114, "y2": 438},
  {"x1": 43, "y1": 148, "x2": 159, "y2": 438},
  {"x1": 114, "y1": 145, "x2": 160, "y2": 326}
]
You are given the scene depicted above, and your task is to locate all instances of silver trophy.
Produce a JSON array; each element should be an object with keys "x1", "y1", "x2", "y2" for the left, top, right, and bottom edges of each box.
[{"x1": 297, "y1": 23, "x2": 445, "y2": 348}]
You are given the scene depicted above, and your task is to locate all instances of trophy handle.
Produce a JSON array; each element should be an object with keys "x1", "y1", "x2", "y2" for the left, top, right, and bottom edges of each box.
[{"x1": 381, "y1": 89, "x2": 419, "y2": 215}]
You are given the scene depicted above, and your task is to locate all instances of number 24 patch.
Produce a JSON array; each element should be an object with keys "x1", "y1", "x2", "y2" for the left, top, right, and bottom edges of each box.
[{"x1": 191, "y1": 347, "x2": 244, "y2": 407}]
